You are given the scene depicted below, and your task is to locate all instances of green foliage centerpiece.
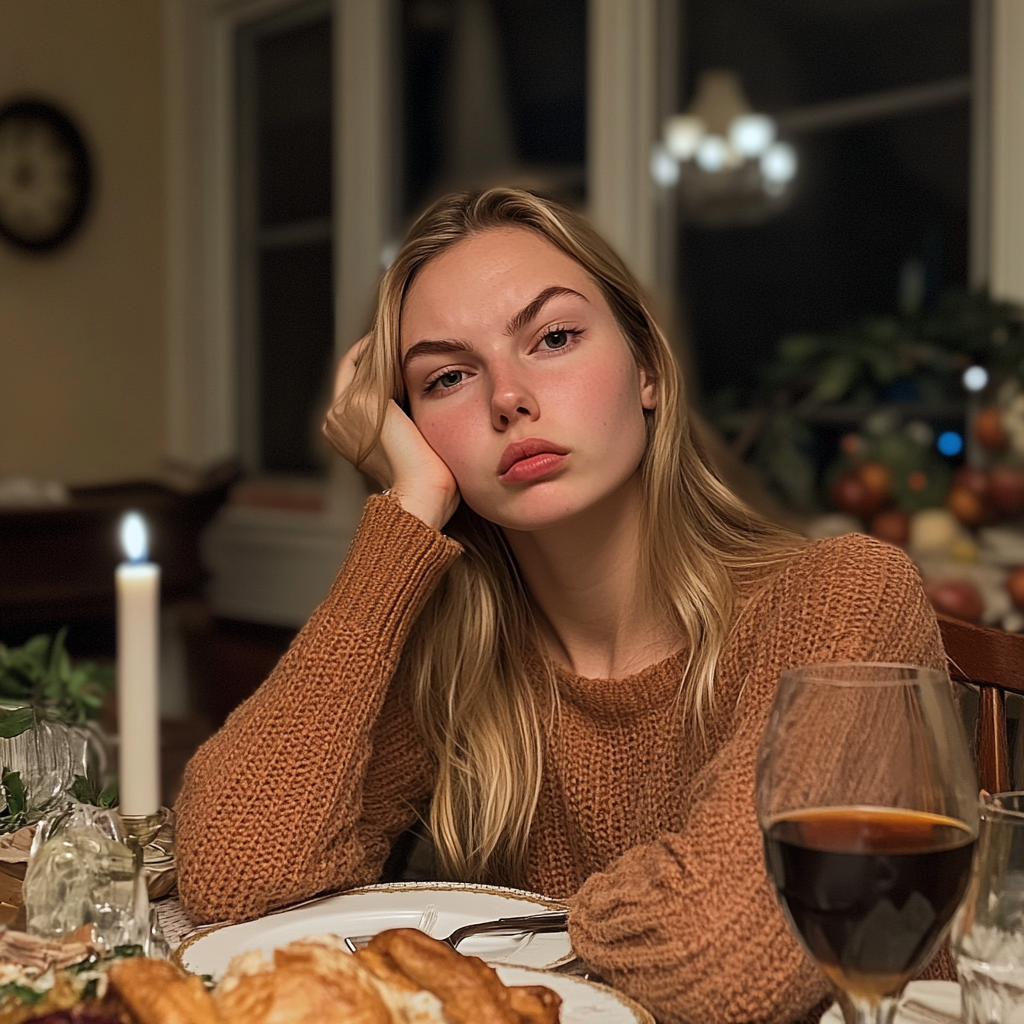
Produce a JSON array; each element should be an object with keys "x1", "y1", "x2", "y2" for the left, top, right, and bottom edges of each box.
[{"x1": 0, "y1": 630, "x2": 115, "y2": 829}]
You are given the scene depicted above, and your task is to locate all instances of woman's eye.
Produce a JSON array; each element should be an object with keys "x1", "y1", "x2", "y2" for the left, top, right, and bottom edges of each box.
[
  {"x1": 540, "y1": 330, "x2": 572, "y2": 350},
  {"x1": 430, "y1": 370, "x2": 464, "y2": 390}
]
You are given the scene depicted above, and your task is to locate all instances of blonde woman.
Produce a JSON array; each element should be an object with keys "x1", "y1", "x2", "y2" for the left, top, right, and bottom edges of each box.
[{"x1": 176, "y1": 189, "x2": 949, "y2": 1024}]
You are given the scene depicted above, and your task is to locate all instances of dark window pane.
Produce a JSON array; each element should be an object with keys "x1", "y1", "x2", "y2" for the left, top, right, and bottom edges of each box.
[
  {"x1": 400, "y1": 0, "x2": 586, "y2": 215},
  {"x1": 257, "y1": 18, "x2": 332, "y2": 226},
  {"x1": 682, "y1": 0, "x2": 971, "y2": 402},
  {"x1": 492, "y1": 0, "x2": 586, "y2": 166},
  {"x1": 258, "y1": 241, "x2": 334, "y2": 473}
]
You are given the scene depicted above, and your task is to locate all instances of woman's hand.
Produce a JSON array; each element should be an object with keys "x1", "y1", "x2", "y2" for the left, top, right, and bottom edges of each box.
[{"x1": 323, "y1": 336, "x2": 460, "y2": 531}]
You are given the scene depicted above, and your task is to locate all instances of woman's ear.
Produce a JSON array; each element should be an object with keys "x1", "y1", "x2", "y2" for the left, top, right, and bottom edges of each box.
[{"x1": 639, "y1": 367, "x2": 658, "y2": 411}]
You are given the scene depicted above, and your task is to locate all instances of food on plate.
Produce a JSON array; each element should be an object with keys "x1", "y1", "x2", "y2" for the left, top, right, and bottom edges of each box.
[
  {"x1": 108, "y1": 959, "x2": 220, "y2": 1024},
  {"x1": 213, "y1": 939, "x2": 392, "y2": 1024},
  {"x1": 355, "y1": 929, "x2": 560, "y2": 1024},
  {"x1": 0, "y1": 928, "x2": 561, "y2": 1024}
]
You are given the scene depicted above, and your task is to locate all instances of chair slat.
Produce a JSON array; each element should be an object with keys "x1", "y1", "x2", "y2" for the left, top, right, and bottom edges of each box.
[
  {"x1": 938, "y1": 614, "x2": 1024, "y2": 695},
  {"x1": 978, "y1": 685, "x2": 1012, "y2": 794}
]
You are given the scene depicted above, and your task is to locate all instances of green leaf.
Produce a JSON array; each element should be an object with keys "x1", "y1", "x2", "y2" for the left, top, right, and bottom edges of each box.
[
  {"x1": 2, "y1": 770, "x2": 26, "y2": 819},
  {"x1": 70, "y1": 773, "x2": 98, "y2": 805},
  {"x1": 0, "y1": 982, "x2": 46, "y2": 1005},
  {"x1": 113, "y1": 944, "x2": 145, "y2": 959},
  {"x1": 70, "y1": 770, "x2": 119, "y2": 809},
  {"x1": 803, "y1": 355, "x2": 858, "y2": 406},
  {"x1": 0, "y1": 707, "x2": 33, "y2": 739},
  {"x1": 98, "y1": 778, "x2": 119, "y2": 809},
  {"x1": 0, "y1": 631, "x2": 114, "y2": 729}
]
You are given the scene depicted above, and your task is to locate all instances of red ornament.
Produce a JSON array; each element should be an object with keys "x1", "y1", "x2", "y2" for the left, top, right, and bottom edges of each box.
[
  {"x1": 925, "y1": 579, "x2": 985, "y2": 623},
  {"x1": 947, "y1": 487, "x2": 989, "y2": 527},
  {"x1": 830, "y1": 474, "x2": 871, "y2": 516},
  {"x1": 870, "y1": 509, "x2": 910, "y2": 546},
  {"x1": 840, "y1": 433, "x2": 862, "y2": 457},
  {"x1": 954, "y1": 465, "x2": 991, "y2": 498},
  {"x1": 1008, "y1": 566, "x2": 1024, "y2": 611},
  {"x1": 989, "y1": 466, "x2": 1024, "y2": 515},
  {"x1": 975, "y1": 406, "x2": 1009, "y2": 451},
  {"x1": 907, "y1": 471, "x2": 928, "y2": 493},
  {"x1": 856, "y1": 462, "x2": 891, "y2": 510}
]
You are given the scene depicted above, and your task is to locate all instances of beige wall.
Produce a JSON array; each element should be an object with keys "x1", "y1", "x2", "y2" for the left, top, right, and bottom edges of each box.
[{"x1": 0, "y1": 0, "x2": 165, "y2": 486}]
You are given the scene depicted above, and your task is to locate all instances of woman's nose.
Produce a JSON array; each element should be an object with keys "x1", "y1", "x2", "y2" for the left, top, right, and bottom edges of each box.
[{"x1": 490, "y1": 366, "x2": 538, "y2": 430}]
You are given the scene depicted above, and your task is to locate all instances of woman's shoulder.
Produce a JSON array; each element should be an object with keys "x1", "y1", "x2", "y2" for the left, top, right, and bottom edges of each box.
[
  {"x1": 736, "y1": 530, "x2": 921, "y2": 609},
  {"x1": 789, "y1": 530, "x2": 920, "y2": 584},
  {"x1": 730, "y1": 529, "x2": 939, "y2": 671}
]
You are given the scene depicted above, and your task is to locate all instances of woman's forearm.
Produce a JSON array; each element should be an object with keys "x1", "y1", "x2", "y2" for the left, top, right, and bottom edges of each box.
[{"x1": 174, "y1": 495, "x2": 461, "y2": 923}]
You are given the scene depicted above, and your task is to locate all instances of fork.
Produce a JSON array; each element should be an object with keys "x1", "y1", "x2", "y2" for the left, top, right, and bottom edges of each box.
[{"x1": 343, "y1": 909, "x2": 569, "y2": 953}]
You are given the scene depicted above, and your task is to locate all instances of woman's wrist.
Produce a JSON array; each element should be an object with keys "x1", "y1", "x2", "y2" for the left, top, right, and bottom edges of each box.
[{"x1": 389, "y1": 478, "x2": 459, "y2": 532}]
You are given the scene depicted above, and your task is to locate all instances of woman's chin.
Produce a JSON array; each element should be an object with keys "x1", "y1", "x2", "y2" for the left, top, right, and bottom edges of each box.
[{"x1": 461, "y1": 487, "x2": 612, "y2": 534}]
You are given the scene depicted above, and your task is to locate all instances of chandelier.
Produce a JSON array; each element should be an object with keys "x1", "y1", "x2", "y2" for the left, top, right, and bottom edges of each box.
[{"x1": 651, "y1": 70, "x2": 798, "y2": 227}]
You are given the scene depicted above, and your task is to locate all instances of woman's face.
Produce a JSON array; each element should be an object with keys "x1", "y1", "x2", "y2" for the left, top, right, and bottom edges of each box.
[{"x1": 400, "y1": 227, "x2": 656, "y2": 532}]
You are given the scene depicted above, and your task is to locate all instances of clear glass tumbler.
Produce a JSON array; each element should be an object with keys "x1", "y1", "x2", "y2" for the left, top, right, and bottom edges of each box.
[
  {"x1": 953, "y1": 791, "x2": 1024, "y2": 1023},
  {"x1": 756, "y1": 663, "x2": 980, "y2": 1024}
]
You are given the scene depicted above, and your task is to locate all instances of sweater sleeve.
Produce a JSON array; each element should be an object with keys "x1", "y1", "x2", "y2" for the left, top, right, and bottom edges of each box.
[
  {"x1": 174, "y1": 495, "x2": 462, "y2": 924},
  {"x1": 567, "y1": 534, "x2": 947, "y2": 1024}
]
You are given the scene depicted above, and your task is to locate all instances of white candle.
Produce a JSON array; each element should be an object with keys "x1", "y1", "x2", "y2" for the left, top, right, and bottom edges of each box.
[{"x1": 116, "y1": 512, "x2": 160, "y2": 816}]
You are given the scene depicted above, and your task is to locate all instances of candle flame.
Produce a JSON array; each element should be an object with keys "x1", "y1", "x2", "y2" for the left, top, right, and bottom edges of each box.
[{"x1": 120, "y1": 511, "x2": 148, "y2": 563}]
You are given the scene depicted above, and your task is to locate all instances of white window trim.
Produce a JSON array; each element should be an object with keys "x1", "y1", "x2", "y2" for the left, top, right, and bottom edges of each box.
[
  {"x1": 989, "y1": 0, "x2": 1024, "y2": 304},
  {"x1": 162, "y1": 0, "x2": 392, "y2": 478}
]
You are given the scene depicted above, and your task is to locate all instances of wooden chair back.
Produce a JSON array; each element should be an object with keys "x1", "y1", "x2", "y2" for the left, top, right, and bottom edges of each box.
[{"x1": 938, "y1": 613, "x2": 1024, "y2": 793}]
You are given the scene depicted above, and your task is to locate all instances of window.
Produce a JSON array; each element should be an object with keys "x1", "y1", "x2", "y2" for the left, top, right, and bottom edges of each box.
[
  {"x1": 237, "y1": 4, "x2": 334, "y2": 476},
  {"x1": 679, "y1": 0, "x2": 972, "y2": 404},
  {"x1": 400, "y1": 0, "x2": 587, "y2": 217}
]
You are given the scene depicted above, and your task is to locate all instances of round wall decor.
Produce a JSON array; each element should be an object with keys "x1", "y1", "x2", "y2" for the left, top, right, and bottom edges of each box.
[{"x1": 0, "y1": 99, "x2": 92, "y2": 252}]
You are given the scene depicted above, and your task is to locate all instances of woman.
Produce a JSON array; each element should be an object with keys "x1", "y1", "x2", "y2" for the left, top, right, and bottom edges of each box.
[{"x1": 175, "y1": 189, "x2": 947, "y2": 1024}]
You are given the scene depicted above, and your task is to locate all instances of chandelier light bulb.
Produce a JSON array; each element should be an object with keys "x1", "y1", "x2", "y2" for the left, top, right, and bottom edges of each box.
[
  {"x1": 962, "y1": 365, "x2": 989, "y2": 392},
  {"x1": 729, "y1": 114, "x2": 776, "y2": 158},
  {"x1": 664, "y1": 114, "x2": 704, "y2": 161},
  {"x1": 761, "y1": 142, "x2": 797, "y2": 185},
  {"x1": 696, "y1": 135, "x2": 729, "y2": 173},
  {"x1": 649, "y1": 143, "x2": 680, "y2": 187}
]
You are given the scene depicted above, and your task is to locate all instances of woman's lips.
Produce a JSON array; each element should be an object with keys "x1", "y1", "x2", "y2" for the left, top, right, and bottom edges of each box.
[
  {"x1": 500, "y1": 452, "x2": 568, "y2": 483},
  {"x1": 498, "y1": 438, "x2": 570, "y2": 483}
]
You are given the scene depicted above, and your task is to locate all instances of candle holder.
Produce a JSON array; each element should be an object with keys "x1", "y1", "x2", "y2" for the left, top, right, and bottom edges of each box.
[{"x1": 120, "y1": 808, "x2": 168, "y2": 954}]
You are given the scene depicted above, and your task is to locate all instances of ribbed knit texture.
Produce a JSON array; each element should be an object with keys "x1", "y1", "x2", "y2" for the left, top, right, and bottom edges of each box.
[{"x1": 176, "y1": 495, "x2": 949, "y2": 1024}]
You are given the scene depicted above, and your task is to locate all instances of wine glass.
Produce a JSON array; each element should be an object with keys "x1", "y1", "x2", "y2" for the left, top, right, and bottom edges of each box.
[{"x1": 755, "y1": 663, "x2": 980, "y2": 1024}]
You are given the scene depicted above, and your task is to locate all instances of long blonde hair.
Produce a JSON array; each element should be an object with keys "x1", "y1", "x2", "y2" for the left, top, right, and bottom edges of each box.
[{"x1": 337, "y1": 189, "x2": 801, "y2": 885}]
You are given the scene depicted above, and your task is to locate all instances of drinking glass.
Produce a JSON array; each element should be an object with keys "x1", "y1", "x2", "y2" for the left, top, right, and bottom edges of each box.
[
  {"x1": 755, "y1": 663, "x2": 980, "y2": 1024},
  {"x1": 952, "y1": 791, "x2": 1024, "y2": 1022}
]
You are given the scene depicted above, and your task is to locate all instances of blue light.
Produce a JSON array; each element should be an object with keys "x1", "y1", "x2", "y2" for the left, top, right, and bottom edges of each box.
[{"x1": 937, "y1": 431, "x2": 964, "y2": 457}]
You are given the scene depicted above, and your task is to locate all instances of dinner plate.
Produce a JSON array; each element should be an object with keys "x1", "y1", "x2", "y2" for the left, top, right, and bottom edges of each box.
[
  {"x1": 495, "y1": 965, "x2": 654, "y2": 1024},
  {"x1": 820, "y1": 981, "x2": 960, "y2": 1023},
  {"x1": 176, "y1": 881, "x2": 573, "y2": 978}
]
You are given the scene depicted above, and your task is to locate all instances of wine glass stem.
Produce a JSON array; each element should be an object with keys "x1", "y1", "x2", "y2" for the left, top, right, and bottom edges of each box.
[{"x1": 837, "y1": 992, "x2": 899, "y2": 1024}]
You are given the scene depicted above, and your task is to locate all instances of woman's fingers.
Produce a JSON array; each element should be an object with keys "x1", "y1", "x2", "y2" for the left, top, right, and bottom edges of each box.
[
  {"x1": 331, "y1": 334, "x2": 370, "y2": 404},
  {"x1": 321, "y1": 336, "x2": 460, "y2": 529},
  {"x1": 323, "y1": 339, "x2": 383, "y2": 475}
]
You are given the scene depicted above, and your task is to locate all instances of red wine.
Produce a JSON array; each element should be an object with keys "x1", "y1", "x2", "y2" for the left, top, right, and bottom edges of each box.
[{"x1": 764, "y1": 807, "x2": 975, "y2": 1000}]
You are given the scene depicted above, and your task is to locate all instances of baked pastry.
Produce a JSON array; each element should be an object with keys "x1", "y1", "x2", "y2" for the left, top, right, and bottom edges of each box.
[
  {"x1": 108, "y1": 959, "x2": 219, "y2": 1024},
  {"x1": 214, "y1": 938, "x2": 391, "y2": 1024},
  {"x1": 356, "y1": 929, "x2": 560, "y2": 1024},
  {"x1": 8, "y1": 928, "x2": 562, "y2": 1024}
]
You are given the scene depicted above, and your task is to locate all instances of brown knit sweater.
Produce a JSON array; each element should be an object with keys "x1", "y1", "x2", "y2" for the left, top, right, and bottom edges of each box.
[{"x1": 175, "y1": 494, "x2": 948, "y2": 1024}]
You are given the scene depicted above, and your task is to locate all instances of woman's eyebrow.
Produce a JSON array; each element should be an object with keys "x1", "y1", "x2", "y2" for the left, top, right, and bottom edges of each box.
[
  {"x1": 403, "y1": 338, "x2": 472, "y2": 370},
  {"x1": 402, "y1": 287, "x2": 588, "y2": 370},
  {"x1": 505, "y1": 286, "x2": 588, "y2": 336}
]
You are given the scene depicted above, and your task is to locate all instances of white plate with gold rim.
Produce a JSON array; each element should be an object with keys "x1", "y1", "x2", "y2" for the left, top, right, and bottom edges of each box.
[
  {"x1": 496, "y1": 965, "x2": 654, "y2": 1024},
  {"x1": 176, "y1": 881, "x2": 573, "y2": 979}
]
